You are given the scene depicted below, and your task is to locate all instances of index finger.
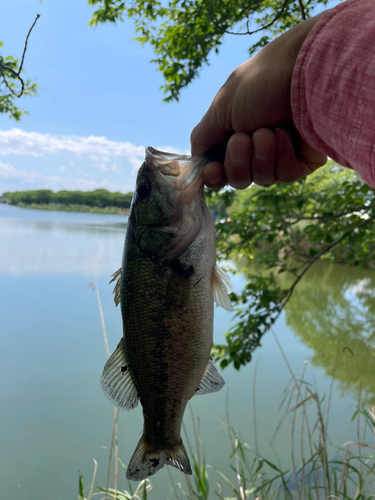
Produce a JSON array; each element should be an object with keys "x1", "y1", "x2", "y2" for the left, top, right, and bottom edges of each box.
[{"x1": 190, "y1": 101, "x2": 231, "y2": 157}]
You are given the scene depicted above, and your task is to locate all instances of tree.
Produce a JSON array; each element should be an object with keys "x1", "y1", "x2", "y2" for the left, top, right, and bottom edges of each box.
[
  {"x1": 0, "y1": 14, "x2": 40, "y2": 120},
  {"x1": 211, "y1": 162, "x2": 375, "y2": 369},
  {"x1": 3, "y1": 188, "x2": 133, "y2": 208},
  {"x1": 87, "y1": 0, "x2": 375, "y2": 370},
  {"x1": 88, "y1": 0, "x2": 336, "y2": 101}
]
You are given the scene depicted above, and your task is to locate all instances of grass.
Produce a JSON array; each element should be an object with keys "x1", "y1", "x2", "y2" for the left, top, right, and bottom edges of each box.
[{"x1": 82, "y1": 285, "x2": 375, "y2": 500}]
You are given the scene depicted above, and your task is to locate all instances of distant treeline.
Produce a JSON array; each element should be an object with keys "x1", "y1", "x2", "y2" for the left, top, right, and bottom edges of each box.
[{"x1": 2, "y1": 189, "x2": 133, "y2": 209}]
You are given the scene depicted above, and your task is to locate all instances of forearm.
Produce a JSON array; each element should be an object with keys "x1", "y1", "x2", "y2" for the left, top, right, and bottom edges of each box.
[{"x1": 291, "y1": 0, "x2": 375, "y2": 187}]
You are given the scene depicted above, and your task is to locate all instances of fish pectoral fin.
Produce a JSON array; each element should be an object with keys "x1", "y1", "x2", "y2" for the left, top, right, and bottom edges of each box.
[
  {"x1": 109, "y1": 268, "x2": 122, "y2": 307},
  {"x1": 212, "y1": 265, "x2": 234, "y2": 312},
  {"x1": 126, "y1": 435, "x2": 192, "y2": 481},
  {"x1": 195, "y1": 358, "x2": 225, "y2": 396},
  {"x1": 100, "y1": 338, "x2": 139, "y2": 411}
]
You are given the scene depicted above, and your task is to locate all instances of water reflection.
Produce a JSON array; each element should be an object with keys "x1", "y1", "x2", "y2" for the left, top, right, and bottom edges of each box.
[
  {"x1": 284, "y1": 262, "x2": 375, "y2": 404},
  {"x1": 1, "y1": 204, "x2": 374, "y2": 499},
  {"x1": 0, "y1": 204, "x2": 126, "y2": 276}
]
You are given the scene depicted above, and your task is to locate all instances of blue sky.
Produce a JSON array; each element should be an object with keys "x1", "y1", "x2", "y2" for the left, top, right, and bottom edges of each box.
[{"x1": 0, "y1": 0, "x2": 334, "y2": 194}]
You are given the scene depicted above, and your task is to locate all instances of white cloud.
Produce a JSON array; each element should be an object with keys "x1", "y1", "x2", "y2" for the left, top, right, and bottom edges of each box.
[
  {"x1": 96, "y1": 162, "x2": 120, "y2": 172},
  {"x1": 91, "y1": 155, "x2": 121, "y2": 172},
  {"x1": 0, "y1": 130, "x2": 192, "y2": 169},
  {"x1": 0, "y1": 130, "x2": 190, "y2": 194},
  {"x1": 0, "y1": 160, "x2": 132, "y2": 192},
  {"x1": 0, "y1": 128, "x2": 145, "y2": 167},
  {"x1": 77, "y1": 169, "x2": 90, "y2": 177}
]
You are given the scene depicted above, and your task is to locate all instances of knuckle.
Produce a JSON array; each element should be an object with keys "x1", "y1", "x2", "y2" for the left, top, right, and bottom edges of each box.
[{"x1": 190, "y1": 126, "x2": 199, "y2": 146}]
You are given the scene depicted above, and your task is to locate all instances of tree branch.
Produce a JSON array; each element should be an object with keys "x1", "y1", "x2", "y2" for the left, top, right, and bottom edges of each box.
[
  {"x1": 286, "y1": 203, "x2": 375, "y2": 225},
  {"x1": 0, "y1": 65, "x2": 21, "y2": 97},
  {"x1": 0, "y1": 14, "x2": 40, "y2": 98},
  {"x1": 297, "y1": 0, "x2": 306, "y2": 20},
  {"x1": 280, "y1": 215, "x2": 375, "y2": 310},
  {"x1": 205, "y1": 0, "x2": 289, "y2": 37},
  {"x1": 19, "y1": 14, "x2": 40, "y2": 74}
]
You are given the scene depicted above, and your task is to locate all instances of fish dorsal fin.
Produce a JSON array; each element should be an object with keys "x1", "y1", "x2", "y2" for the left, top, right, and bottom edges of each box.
[
  {"x1": 109, "y1": 268, "x2": 122, "y2": 307},
  {"x1": 100, "y1": 339, "x2": 139, "y2": 411},
  {"x1": 212, "y1": 265, "x2": 233, "y2": 312},
  {"x1": 195, "y1": 358, "x2": 225, "y2": 396}
]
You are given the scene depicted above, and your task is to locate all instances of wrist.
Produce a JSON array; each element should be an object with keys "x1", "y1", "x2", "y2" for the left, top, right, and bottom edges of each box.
[{"x1": 292, "y1": 11, "x2": 328, "y2": 59}]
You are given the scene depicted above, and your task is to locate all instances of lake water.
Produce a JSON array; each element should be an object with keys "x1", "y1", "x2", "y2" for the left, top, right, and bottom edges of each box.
[{"x1": 0, "y1": 203, "x2": 374, "y2": 499}]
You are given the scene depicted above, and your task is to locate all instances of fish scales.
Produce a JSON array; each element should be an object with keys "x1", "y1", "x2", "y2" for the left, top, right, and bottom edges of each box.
[
  {"x1": 100, "y1": 147, "x2": 233, "y2": 481},
  {"x1": 122, "y1": 208, "x2": 215, "y2": 450}
]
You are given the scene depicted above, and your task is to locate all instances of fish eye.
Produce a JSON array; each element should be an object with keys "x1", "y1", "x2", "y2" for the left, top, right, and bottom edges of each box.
[{"x1": 136, "y1": 180, "x2": 152, "y2": 200}]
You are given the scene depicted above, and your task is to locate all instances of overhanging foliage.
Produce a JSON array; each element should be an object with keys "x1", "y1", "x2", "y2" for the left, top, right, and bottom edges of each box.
[
  {"x1": 88, "y1": 0, "x2": 337, "y2": 101},
  {"x1": 0, "y1": 14, "x2": 40, "y2": 120},
  {"x1": 210, "y1": 163, "x2": 375, "y2": 369}
]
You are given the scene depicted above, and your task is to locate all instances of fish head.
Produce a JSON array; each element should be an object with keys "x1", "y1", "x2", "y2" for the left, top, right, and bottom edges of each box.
[{"x1": 131, "y1": 147, "x2": 207, "y2": 261}]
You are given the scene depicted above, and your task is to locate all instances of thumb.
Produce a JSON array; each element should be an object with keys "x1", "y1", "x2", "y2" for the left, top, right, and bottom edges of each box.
[
  {"x1": 190, "y1": 101, "x2": 231, "y2": 157},
  {"x1": 297, "y1": 137, "x2": 327, "y2": 173}
]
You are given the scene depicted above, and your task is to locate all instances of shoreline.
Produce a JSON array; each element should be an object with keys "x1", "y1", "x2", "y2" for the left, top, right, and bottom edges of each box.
[{"x1": 3, "y1": 203, "x2": 130, "y2": 215}]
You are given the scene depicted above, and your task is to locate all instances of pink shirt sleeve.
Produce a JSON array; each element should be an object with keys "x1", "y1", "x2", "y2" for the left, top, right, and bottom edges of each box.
[{"x1": 291, "y1": 0, "x2": 375, "y2": 188}]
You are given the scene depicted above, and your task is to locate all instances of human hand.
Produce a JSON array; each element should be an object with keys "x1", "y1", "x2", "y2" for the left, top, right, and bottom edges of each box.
[{"x1": 191, "y1": 13, "x2": 328, "y2": 189}]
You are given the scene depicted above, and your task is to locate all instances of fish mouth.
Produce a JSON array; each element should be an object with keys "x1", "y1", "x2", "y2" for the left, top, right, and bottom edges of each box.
[
  {"x1": 145, "y1": 147, "x2": 190, "y2": 169},
  {"x1": 145, "y1": 147, "x2": 204, "y2": 182},
  {"x1": 144, "y1": 147, "x2": 206, "y2": 203}
]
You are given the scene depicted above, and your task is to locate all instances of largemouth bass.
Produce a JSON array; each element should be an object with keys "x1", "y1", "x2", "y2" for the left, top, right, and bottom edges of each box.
[{"x1": 101, "y1": 147, "x2": 233, "y2": 481}]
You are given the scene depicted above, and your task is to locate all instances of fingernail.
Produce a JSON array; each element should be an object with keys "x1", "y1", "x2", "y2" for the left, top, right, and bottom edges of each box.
[{"x1": 203, "y1": 165, "x2": 223, "y2": 186}]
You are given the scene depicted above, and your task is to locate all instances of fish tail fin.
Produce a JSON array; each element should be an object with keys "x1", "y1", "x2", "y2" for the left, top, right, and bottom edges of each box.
[
  {"x1": 126, "y1": 435, "x2": 192, "y2": 481},
  {"x1": 164, "y1": 441, "x2": 192, "y2": 475}
]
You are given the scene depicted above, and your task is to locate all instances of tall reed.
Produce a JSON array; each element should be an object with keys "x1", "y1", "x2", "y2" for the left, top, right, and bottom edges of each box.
[{"x1": 81, "y1": 284, "x2": 375, "y2": 500}]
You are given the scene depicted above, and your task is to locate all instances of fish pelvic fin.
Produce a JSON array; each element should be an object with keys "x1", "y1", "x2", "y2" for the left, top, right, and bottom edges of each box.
[
  {"x1": 100, "y1": 339, "x2": 139, "y2": 411},
  {"x1": 126, "y1": 435, "x2": 192, "y2": 481},
  {"x1": 109, "y1": 268, "x2": 122, "y2": 307}
]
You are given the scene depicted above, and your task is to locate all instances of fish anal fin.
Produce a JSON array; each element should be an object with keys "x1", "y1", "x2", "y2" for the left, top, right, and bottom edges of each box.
[
  {"x1": 100, "y1": 338, "x2": 139, "y2": 411},
  {"x1": 195, "y1": 358, "x2": 225, "y2": 396},
  {"x1": 126, "y1": 435, "x2": 192, "y2": 481},
  {"x1": 109, "y1": 268, "x2": 122, "y2": 307},
  {"x1": 212, "y1": 265, "x2": 233, "y2": 311}
]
